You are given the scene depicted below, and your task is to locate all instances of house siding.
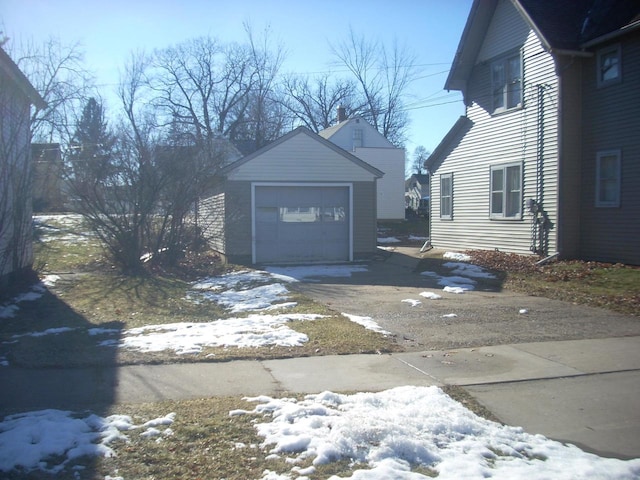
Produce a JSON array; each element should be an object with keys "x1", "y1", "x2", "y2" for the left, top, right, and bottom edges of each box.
[
  {"x1": 579, "y1": 32, "x2": 640, "y2": 264},
  {"x1": 430, "y1": 5, "x2": 559, "y2": 255},
  {"x1": 556, "y1": 58, "x2": 583, "y2": 259},
  {"x1": 353, "y1": 147, "x2": 405, "y2": 220},
  {"x1": 0, "y1": 74, "x2": 34, "y2": 281},
  {"x1": 199, "y1": 189, "x2": 226, "y2": 254}
]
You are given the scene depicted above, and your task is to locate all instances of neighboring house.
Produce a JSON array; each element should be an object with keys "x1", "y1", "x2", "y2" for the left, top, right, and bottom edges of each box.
[
  {"x1": 319, "y1": 109, "x2": 405, "y2": 221},
  {"x1": 405, "y1": 173, "x2": 430, "y2": 216},
  {"x1": 0, "y1": 47, "x2": 46, "y2": 288},
  {"x1": 32, "y1": 143, "x2": 65, "y2": 212},
  {"x1": 200, "y1": 126, "x2": 383, "y2": 264},
  {"x1": 426, "y1": 0, "x2": 640, "y2": 265}
]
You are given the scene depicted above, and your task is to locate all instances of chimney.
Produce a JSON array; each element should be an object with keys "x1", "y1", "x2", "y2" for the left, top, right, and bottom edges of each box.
[{"x1": 337, "y1": 105, "x2": 346, "y2": 123}]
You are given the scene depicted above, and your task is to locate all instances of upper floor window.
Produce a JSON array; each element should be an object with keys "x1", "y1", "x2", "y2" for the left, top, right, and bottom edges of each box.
[
  {"x1": 490, "y1": 163, "x2": 522, "y2": 219},
  {"x1": 491, "y1": 52, "x2": 522, "y2": 114},
  {"x1": 597, "y1": 45, "x2": 621, "y2": 87},
  {"x1": 440, "y1": 173, "x2": 453, "y2": 220},
  {"x1": 596, "y1": 150, "x2": 621, "y2": 207},
  {"x1": 352, "y1": 128, "x2": 363, "y2": 149}
]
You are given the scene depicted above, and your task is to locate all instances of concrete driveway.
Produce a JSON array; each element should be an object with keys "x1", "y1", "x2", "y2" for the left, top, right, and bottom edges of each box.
[{"x1": 290, "y1": 246, "x2": 640, "y2": 350}]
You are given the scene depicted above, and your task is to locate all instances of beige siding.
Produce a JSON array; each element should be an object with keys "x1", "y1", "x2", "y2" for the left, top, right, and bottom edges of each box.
[
  {"x1": 431, "y1": 24, "x2": 559, "y2": 255},
  {"x1": 223, "y1": 181, "x2": 253, "y2": 260},
  {"x1": 352, "y1": 181, "x2": 378, "y2": 258},
  {"x1": 229, "y1": 132, "x2": 377, "y2": 182},
  {"x1": 199, "y1": 190, "x2": 226, "y2": 253},
  {"x1": 579, "y1": 33, "x2": 640, "y2": 264}
]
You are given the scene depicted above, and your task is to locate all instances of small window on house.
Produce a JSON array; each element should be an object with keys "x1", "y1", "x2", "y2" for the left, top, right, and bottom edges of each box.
[
  {"x1": 596, "y1": 150, "x2": 621, "y2": 207},
  {"x1": 440, "y1": 173, "x2": 453, "y2": 220},
  {"x1": 491, "y1": 52, "x2": 522, "y2": 113},
  {"x1": 490, "y1": 163, "x2": 522, "y2": 219},
  {"x1": 597, "y1": 45, "x2": 621, "y2": 87},
  {"x1": 353, "y1": 128, "x2": 363, "y2": 149}
]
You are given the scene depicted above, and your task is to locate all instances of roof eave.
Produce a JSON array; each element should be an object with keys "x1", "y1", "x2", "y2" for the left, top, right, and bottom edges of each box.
[
  {"x1": 0, "y1": 48, "x2": 47, "y2": 110},
  {"x1": 581, "y1": 20, "x2": 640, "y2": 49}
]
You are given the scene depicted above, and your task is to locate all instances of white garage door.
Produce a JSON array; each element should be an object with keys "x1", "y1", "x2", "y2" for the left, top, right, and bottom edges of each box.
[{"x1": 254, "y1": 186, "x2": 350, "y2": 263}]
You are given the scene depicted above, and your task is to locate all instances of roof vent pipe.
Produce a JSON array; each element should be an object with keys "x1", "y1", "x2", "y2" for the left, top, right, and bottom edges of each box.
[{"x1": 337, "y1": 105, "x2": 346, "y2": 123}]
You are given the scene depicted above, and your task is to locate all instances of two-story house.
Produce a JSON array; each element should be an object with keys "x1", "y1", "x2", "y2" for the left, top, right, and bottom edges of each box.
[
  {"x1": 405, "y1": 173, "x2": 430, "y2": 216},
  {"x1": 426, "y1": 0, "x2": 640, "y2": 265},
  {"x1": 319, "y1": 107, "x2": 405, "y2": 221},
  {"x1": 0, "y1": 47, "x2": 46, "y2": 289}
]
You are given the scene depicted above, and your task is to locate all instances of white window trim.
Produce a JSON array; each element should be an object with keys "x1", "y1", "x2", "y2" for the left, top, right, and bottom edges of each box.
[
  {"x1": 491, "y1": 50, "x2": 523, "y2": 114},
  {"x1": 597, "y1": 44, "x2": 621, "y2": 88},
  {"x1": 595, "y1": 150, "x2": 621, "y2": 208},
  {"x1": 440, "y1": 173, "x2": 453, "y2": 220},
  {"x1": 489, "y1": 162, "x2": 523, "y2": 220}
]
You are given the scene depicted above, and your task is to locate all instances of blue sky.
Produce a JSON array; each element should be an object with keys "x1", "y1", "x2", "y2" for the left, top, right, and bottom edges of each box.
[{"x1": 1, "y1": 0, "x2": 472, "y2": 158}]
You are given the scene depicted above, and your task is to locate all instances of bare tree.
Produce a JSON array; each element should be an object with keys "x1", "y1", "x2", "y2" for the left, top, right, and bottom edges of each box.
[
  {"x1": 10, "y1": 36, "x2": 94, "y2": 144},
  {"x1": 331, "y1": 28, "x2": 417, "y2": 146},
  {"x1": 234, "y1": 23, "x2": 288, "y2": 150},
  {"x1": 280, "y1": 73, "x2": 357, "y2": 132},
  {"x1": 409, "y1": 145, "x2": 430, "y2": 176}
]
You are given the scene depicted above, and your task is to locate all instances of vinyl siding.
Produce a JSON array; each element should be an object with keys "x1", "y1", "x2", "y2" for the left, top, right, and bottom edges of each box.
[
  {"x1": 430, "y1": 6, "x2": 559, "y2": 256},
  {"x1": 352, "y1": 181, "x2": 378, "y2": 258},
  {"x1": 199, "y1": 189, "x2": 226, "y2": 254},
  {"x1": 580, "y1": 33, "x2": 640, "y2": 264},
  {"x1": 228, "y1": 132, "x2": 378, "y2": 182},
  {"x1": 353, "y1": 147, "x2": 405, "y2": 220},
  {"x1": 224, "y1": 181, "x2": 253, "y2": 260},
  {"x1": 0, "y1": 76, "x2": 34, "y2": 278},
  {"x1": 556, "y1": 59, "x2": 583, "y2": 259}
]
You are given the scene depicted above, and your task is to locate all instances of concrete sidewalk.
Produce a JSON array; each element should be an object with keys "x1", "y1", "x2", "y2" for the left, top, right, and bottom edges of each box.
[{"x1": 1, "y1": 335, "x2": 639, "y2": 459}]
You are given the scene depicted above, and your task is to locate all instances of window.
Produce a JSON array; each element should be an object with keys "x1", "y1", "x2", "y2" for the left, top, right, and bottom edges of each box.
[
  {"x1": 597, "y1": 45, "x2": 621, "y2": 87},
  {"x1": 440, "y1": 173, "x2": 453, "y2": 219},
  {"x1": 352, "y1": 128, "x2": 363, "y2": 149},
  {"x1": 596, "y1": 150, "x2": 621, "y2": 207},
  {"x1": 491, "y1": 52, "x2": 522, "y2": 113},
  {"x1": 490, "y1": 163, "x2": 522, "y2": 219}
]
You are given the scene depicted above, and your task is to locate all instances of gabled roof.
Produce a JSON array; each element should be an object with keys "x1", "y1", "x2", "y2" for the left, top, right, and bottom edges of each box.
[
  {"x1": 222, "y1": 126, "x2": 384, "y2": 178},
  {"x1": 0, "y1": 47, "x2": 46, "y2": 109},
  {"x1": 446, "y1": 0, "x2": 640, "y2": 93},
  {"x1": 318, "y1": 116, "x2": 395, "y2": 148}
]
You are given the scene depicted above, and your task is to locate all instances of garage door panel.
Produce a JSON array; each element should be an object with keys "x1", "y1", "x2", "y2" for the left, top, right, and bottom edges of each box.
[{"x1": 255, "y1": 186, "x2": 350, "y2": 263}]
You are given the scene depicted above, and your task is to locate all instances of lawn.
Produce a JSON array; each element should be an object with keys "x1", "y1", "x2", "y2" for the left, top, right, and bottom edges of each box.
[{"x1": 0, "y1": 215, "x2": 398, "y2": 369}]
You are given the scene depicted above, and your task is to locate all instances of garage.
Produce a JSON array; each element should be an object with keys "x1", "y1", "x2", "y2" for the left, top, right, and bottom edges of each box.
[
  {"x1": 254, "y1": 185, "x2": 350, "y2": 263},
  {"x1": 201, "y1": 127, "x2": 382, "y2": 265}
]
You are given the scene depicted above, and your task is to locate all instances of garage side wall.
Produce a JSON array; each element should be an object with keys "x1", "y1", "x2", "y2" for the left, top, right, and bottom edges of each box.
[
  {"x1": 223, "y1": 181, "x2": 253, "y2": 263},
  {"x1": 352, "y1": 181, "x2": 378, "y2": 259}
]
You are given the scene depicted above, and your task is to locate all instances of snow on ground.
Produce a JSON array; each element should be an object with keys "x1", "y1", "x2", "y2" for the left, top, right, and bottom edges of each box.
[
  {"x1": 443, "y1": 251, "x2": 472, "y2": 262},
  {"x1": 265, "y1": 264, "x2": 368, "y2": 282},
  {"x1": 0, "y1": 275, "x2": 59, "y2": 319},
  {"x1": 235, "y1": 386, "x2": 640, "y2": 480},
  {"x1": 420, "y1": 256, "x2": 495, "y2": 292},
  {"x1": 0, "y1": 409, "x2": 174, "y2": 474},
  {"x1": 377, "y1": 236, "x2": 401, "y2": 244},
  {"x1": 99, "y1": 313, "x2": 326, "y2": 354},
  {"x1": 1, "y1": 265, "x2": 387, "y2": 364},
  {"x1": 341, "y1": 313, "x2": 391, "y2": 335},
  {"x1": 1, "y1": 387, "x2": 639, "y2": 478}
]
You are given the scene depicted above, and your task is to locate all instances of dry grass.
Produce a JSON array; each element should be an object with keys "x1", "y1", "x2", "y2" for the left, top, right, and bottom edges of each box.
[
  {"x1": 467, "y1": 250, "x2": 640, "y2": 316},
  {"x1": 2, "y1": 216, "x2": 397, "y2": 368}
]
